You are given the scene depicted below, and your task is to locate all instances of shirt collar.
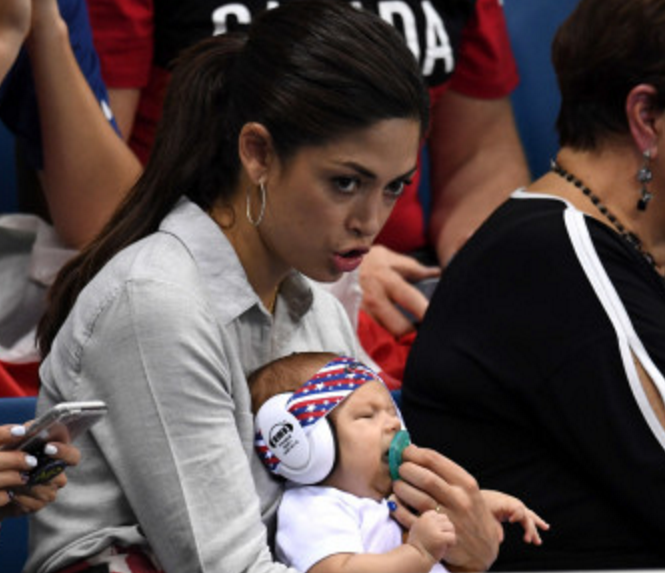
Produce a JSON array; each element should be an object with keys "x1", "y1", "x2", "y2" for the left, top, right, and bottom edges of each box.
[{"x1": 159, "y1": 197, "x2": 313, "y2": 325}]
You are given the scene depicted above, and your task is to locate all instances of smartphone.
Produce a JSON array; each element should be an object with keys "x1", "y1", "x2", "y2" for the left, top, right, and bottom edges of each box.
[
  {"x1": 398, "y1": 277, "x2": 440, "y2": 324},
  {"x1": 1, "y1": 401, "x2": 108, "y2": 485}
]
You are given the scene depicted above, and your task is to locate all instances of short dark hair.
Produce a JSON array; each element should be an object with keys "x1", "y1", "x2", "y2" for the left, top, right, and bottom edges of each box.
[
  {"x1": 553, "y1": 0, "x2": 665, "y2": 150},
  {"x1": 248, "y1": 352, "x2": 338, "y2": 414}
]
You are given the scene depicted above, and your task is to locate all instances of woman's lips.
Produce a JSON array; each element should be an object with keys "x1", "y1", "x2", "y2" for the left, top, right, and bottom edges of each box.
[{"x1": 333, "y1": 248, "x2": 369, "y2": 273}]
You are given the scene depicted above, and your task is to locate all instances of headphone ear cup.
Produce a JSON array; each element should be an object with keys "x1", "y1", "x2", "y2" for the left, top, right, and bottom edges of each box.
[
  {"x1": 255, "y1": 393, "x2": 336, "y2": 485},
  {"x1": 283, "y1": 417, "x2": 336, "y2": 485}
]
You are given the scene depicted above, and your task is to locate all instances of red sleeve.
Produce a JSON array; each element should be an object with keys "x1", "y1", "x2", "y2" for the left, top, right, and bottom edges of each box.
[
  {"x1": 446, "y1": 0, "x2": 519, "y2": 100},
  {"x1": 86, "y1": 0, "x2": 155, "y2": 89},
  {"x1": 0, "y1": 361, "x2": 40, "y2": 397}
]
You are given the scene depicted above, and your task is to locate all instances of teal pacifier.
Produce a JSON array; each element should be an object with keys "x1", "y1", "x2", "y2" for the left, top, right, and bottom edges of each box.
[{"x1": 388, "y1": 429, "x2": 411, "y2": 481}]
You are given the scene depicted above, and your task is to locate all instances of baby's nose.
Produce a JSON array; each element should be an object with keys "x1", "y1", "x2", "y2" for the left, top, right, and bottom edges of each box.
[{"x1": 386, "y1": 415, "x2": 402, "y2": 432}]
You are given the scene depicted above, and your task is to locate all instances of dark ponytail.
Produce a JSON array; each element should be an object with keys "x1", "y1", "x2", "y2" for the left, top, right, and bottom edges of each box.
[
  {"x1": 37, "y1": 34, "x2": 249, "y2": 356},
  {"x1": 38, "y1": 0, "x2": 429, "y2": 356}
]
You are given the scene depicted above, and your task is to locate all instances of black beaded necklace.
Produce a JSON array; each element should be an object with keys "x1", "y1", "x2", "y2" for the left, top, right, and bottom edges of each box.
[{"x1": 551, "y1": 159, "x2": 659, "y2": 270}]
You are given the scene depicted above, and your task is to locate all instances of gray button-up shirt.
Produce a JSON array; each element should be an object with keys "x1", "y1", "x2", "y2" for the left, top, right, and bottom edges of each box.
[{"x1": 26, "y1": 198, "x2": 359, "y2": 573}]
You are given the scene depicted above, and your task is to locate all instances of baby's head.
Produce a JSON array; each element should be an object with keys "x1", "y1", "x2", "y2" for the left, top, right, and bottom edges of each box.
[{"x1": 250, "y1": 353, "x2": 406, "y2": 500}]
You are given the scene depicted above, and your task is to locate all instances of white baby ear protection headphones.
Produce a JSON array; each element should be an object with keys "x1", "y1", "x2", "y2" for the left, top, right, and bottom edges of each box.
[
  {"x1": 254, "y1": 356, "x2": 406, "y2": 485},
  {"x1": 255, "y1": 392, "x2": 337, "y2": 485}
]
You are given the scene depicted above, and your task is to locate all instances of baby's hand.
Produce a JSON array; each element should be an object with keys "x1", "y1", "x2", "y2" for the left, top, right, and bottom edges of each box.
[
  {"x1": 481, "y1": 490, "x2": 550, "y2": 545},
  {"x1": 406, "y1": 509, "x2": 456, "y2": 564}
]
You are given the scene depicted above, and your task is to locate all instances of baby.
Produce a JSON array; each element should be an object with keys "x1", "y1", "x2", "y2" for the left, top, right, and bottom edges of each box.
[{"x1": 250, "y1": 353, "x2": 548, "y2": 573}]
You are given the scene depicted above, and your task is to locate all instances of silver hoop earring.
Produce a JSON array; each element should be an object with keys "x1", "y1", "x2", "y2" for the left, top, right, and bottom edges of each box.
[
  {"x1": 246, "y1": 180, "x2": 267, "y2": 227},
  {"x1": 637, "y1": 150, "x2": 653, "y2": 211}
]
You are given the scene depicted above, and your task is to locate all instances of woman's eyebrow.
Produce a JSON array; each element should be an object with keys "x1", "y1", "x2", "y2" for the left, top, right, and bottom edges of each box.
[
  {"x1": 334, "y1": 161, "x2": 418, "y2": 182},
  {"x1": 335, "y1": 161, "x2": 376, "y2": 179}
]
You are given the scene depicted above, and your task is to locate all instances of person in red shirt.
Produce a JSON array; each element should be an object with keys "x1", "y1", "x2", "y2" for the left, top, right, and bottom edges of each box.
[{"x1": 0, "y1": 0, "x2": 142, "y2": 397}]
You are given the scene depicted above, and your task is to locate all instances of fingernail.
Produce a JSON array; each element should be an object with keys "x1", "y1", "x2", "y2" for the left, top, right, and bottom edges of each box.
[
  {"x1": 44, "y1": 444, "x2": 58, "y2": 456},
  {"x1": 387, "y1": 500, "x2": 398, "y2": 512},
  {"x1": 25, "y1": 455, "x2": 38, "y2": 467},
  {"x1": 10, "y1": 425, "x2": 26, "y2": 437}
]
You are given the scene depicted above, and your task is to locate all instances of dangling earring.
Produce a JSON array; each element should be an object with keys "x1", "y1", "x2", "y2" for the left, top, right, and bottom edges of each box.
[
  {"x1": 637, "y1": 150, "x2": 653, "y2": 211},
  {"x1": 246, "y1": 179, "x2": 267, "y2": 226}
]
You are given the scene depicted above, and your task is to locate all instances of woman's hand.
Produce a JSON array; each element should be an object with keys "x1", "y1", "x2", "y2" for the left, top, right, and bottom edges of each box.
[
  {"x1": 0, "y1": 424, "x2": 81, "y2": 521},
  {"x1": 391, "y1": 445, "x2": 502, "y2": 572},
  {"x1": 359, "y1": 245, "x2": 440, "y2": 337}
]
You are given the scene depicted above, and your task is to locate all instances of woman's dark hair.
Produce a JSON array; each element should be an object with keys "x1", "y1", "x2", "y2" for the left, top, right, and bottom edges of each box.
[
  {"x1": 38, "y1": 0, "x2": 429, "y2": 355},
  {"x1": 553, "y1": 0, "x2": 665, "y2": 150}
]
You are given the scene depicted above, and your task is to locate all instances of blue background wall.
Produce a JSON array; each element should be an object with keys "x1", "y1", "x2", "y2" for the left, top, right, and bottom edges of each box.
[{"x1": 504, "y1": 0, "x2": 580, "y2": 178}]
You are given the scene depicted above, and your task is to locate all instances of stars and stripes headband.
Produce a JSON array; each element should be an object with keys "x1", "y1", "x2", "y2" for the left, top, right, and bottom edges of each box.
[{"x1": 286, "y1": 356, "x2": 379, "y2": 428}]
